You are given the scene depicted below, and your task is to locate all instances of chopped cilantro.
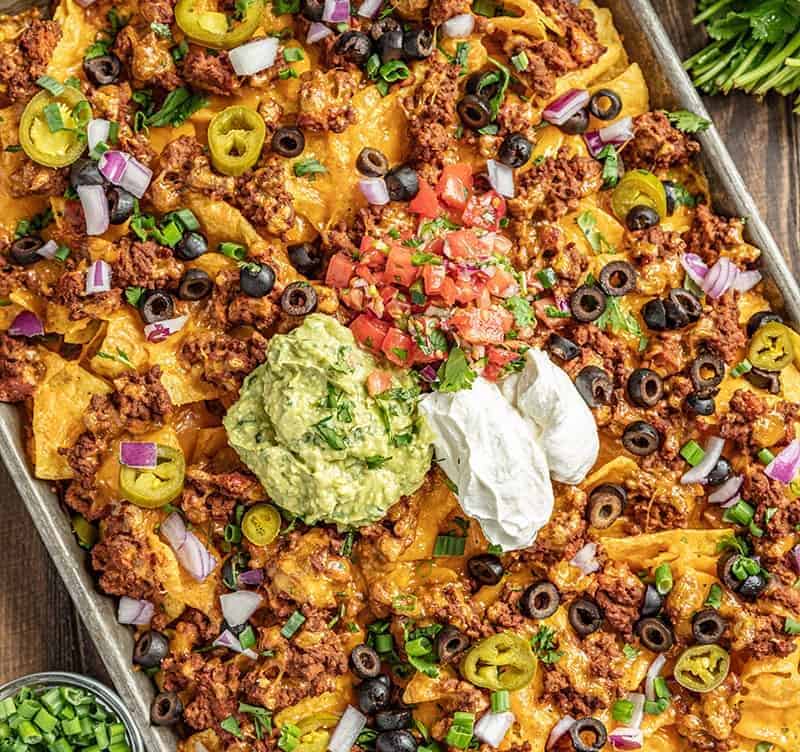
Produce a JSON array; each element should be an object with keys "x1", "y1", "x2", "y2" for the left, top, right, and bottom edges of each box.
[
  {"x1": 665, "y1": 109, "x2": 711, "y2": 133},
  {"x1": 504, "y1": 295, "x2": 534, "y2": 328},
  {"x1": 531, "y1": 625, "x2": 563, "y2": 664},
  {"x1": 595, "y1": 295, "x2": 647, "y2": 352},
  {"x1": 145, "y1": 87, "x2": 208, "y2": 128},
  {"x1": 150, "y1": 21, "x2": 172, "y2": 38},
  {"x1": 597, "y1": 144, "x2": 620, "y2": 187},
  {"x1": 576, "y1": 210, "x2": 615, "y2": 254},
  {"x1": 283, "y1": 46, "x2": 304, "y2": 62},
  {"x1": 293, "y1": 157, "x2": 327, "y2": 177},
  {"x1": 436, "y1": 348, "x2": 476, "y2": 393}
]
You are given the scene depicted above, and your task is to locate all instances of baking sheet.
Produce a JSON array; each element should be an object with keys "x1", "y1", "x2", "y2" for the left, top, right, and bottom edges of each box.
[{"x1": 1, "y1": 1, "x2": 799, "y2": 751}]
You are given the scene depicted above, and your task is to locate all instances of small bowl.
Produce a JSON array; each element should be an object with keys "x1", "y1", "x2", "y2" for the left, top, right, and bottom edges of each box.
[{"x1": 0, "y1": 671, "x2": 145, "y2": 752}]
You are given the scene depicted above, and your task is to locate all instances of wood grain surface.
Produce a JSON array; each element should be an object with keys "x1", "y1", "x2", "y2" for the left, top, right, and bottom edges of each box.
[{"x1": 1, "y1": 0, "x2": 799, "y2": 688}]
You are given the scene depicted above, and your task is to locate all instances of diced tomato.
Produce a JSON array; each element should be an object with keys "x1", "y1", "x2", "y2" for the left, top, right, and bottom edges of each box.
[
  {"x1": 408, "y1": 180, "x2": 440, "y2": 218},
  {"x1": 491, "y1": 233, "x2": 513, "y2": 256},
  {"x1": 381, "y1": 328, "x2": 414, "y2": 366},
  {"x1": 437, "y1": 164, "x2": 473, "y2": 211},
  {"x1": 385, "y1": 246, "x2": 418, "y2": 288},
  {"x1": 444, "y1": 229, "x2": 483, "y2": 262},
  {"x1": 476, "y1": 285, "x2": 492, "y2": 310},
  {"x1": 325, "y1": 253, "x2": 356, "y2": 288},
  {"x1": 483, "y1": 347, "x2": 522, "y2": 381},
  {"x1": 340, "y1": 287, "x2": 365, "y2": 310},
  {"x1": 385, "y1": 297, "x2": 412, "y2": 322},
  {"x1": 422, "y1": 263, "x2": 446, "y2": 294},
  {"x1": 453, "y1": 277, "x2": 479, "y2": 305},
  {"x1": 355, "y1": 264, "x2": 380, "y2": 286},
  {"x1": 359, "y1": 236, "x2": 376, "y2": 254},
  {"x1": 380, "y1": 285, "x2": 401, "y2": 303},
  {"x1": 366, "y1": 369, "x2": 393, "y2": 396},
  {"x1": 462, "y1": 191, "x2": 507, "y2": 231},
  {"x1": 533, "y1": 297, "x2": 570, "y2": 329},
  {"x1": 360, "y1": 248, "x2": 387, "y2": 269},
  {"x1": 485, "y1": 268, "x2": 518, "y2": 298},
  {"x1": 438, "y1": 277, "x2": 458, "y2": 307},
  {"x1": 351, "y1": 314, "x2": 390, "y2": 353},
  {"x1": 449, "y1": 306, "x2": 514, "y2": 344}
]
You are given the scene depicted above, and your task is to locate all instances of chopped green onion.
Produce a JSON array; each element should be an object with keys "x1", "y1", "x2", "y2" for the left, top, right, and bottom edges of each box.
[
  {"x1": 219, "y1": 241, "x2": 247, "y2": 261},
  {"x1": 654, "y1": 563, "x2": 673, "y2": 595},
  {"x1": 487, "y1": 544, "x2": 503, "y2": 554},
  {"x1": 704, "y1": 583, "x2": 722, "y2": 609},
  {"x1": 536, "y1": 267, "x2": 557, "y2": 289},
  {"x1": 490, "y1": 690, "x2": 509, "y2": 713},
  {"x1": 680, "y1": 439, "x2": 705, "y2": 466},
  {"x1": 611, "y1": 698, "x2": 633, "y2": 724},
  {"x1": 43, "y1": 103, "x2": 66, "y2": 133},
  {"x1": 731, "y1": 555, "x2": 760, "y2": 581},
  {"x1": 239, "y1": 625, "x2": 256, "y2": 650},
  {"x1": 758, "y1": 448, "x2": 775, "y2": 465},
  {"x1": 158, "y1": 220, "x2": 183, "y2": 247},
  {"x1": 723, "y1": 499, "x2": 755, "y2": 527},
  {"x1": 784, "y1": 616, "x2": 800, "y2": 635},
  {"x1": 224, "y1": 524, "x2": 242, "y2": 543},
  {"x1": 653, "y1": 676, "x2": 670, "y2": 700},
  {"x1": 37, "y1": 75, "x2": 65, "y2": 95},
  {"x1": 406, "y1": 637, "x2": 432, "y2": 657},
  {"x1": 433, "y1": 534, "x2": 466, "y2": 557},
  {"x1": 54, "y1": 245, "x2": 71, "y2": 262},
  {"x1": 170, "y1": 208, "x2": 200, "y2": 231},
  {"x1": 730, "y1": 359, "x2": 752, "y2": 377},
  {"x1": 644, "y1": 698, "x2": 669, "y2": 714},
  {"x1": 278, "y1": 723, "x2": 301, "y2": 752},
  {"x1": 281, "y1": 610, "x2": 306, "y2": 639},
  {"x1": 510, "y1": 50, "x2": 529, "y2": 71},
  {"x1": 374, "y1": 633, "x2": 393, "y2": 653}
]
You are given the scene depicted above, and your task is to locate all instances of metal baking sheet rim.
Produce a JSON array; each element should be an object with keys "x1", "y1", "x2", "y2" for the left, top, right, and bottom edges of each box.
[{"x1": 1, "y1": 1, "x2": 799, "y2": 750}]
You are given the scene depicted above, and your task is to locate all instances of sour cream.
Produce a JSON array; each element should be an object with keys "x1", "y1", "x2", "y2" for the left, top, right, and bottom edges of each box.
[{"x1": 419, "y1": 348, "x2": 599, "y2": 550}]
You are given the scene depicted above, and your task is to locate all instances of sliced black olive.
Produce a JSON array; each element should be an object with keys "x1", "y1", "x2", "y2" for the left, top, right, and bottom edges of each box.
[
  {"x1": 717, "y1": 551, "x2": 742, "y2": 593},
  {"x1": 375, "y1": 709, "x2": 413, "y2": 731},
  {"x1": 9, "y1": 236, "x2": 43, "y2": 266},
  {"x1": 139, "y1": 290, "x2": 174, "y2": 324},
  {"x1": 588, "y1": 89, "x2": 621, "y2": 121},
  {"x1": 83, "y1": 53, "x2": 122, "y2": 87},
  {"x1": 133, "y1": 630, "x2": 170, "y2": 668},
  {"x1": 642, "y1": 298, "x2": 667, "y2": 331},
  {"x1": 622, "y1": 421, "x2": 661, "y2": 456},
  {"x1": 150, "y1": 691, "x2": 183, "y2": 726},
  {"x1": 569, "y1": 717, "x2": 607, "y2": 752},
  {"x1": 403, "y1": 28, "x2": 434, "y2": 59},
  {"x1": 745, "y1": 366, "x2": 780, "y2": 394},
  {"x1": 240, "y1": 262, "x2": 276, "y2": 298},
  {"x1": 370, "y1": 16, "x2": 400, "y2": 40},
  {"x1": 598, "y1": 260, "x2": 637, "y2": 297},
  {"x1": 271, "y1": 126, "x2": 305, "y2": 158},
  {"x1": 465, "y1": 71, "x2": 501, "y2": 100},
  {"x1": 281, "y1": 281, "x2": 318, "y2": 316},
  {"x1": 175, "y1": 231, "x2": 208, "y2": 261},
  {"x1": 636, "y1": 617, "x2": 674, "y2": 653},
  {"x1": 357, "y1": 147, "x2": 390, "y2": 177},
  {"x1": 385, "y1": 164, "x2": 419, "y2": 201},
  {"x1": 746, "y1": 310, "x2": 783, "y2": 338},
  {"x1": 107, "y1": 186, "x2": 136, "y2": 225},
  {"x1": 350, "y1": 644, "x2": 382, "y2": 679},
  {"x1": 376, "y1": 29, "x2": 403, "y2": 63},
  {"x1": 626, "y1": 205, "x2": 660, "y2": 231},
  {"x1": 587, "y1": 484, "x2": 625, "y2": 529},
  {"x1": 178, "y1": 268, "x2": 213, "y2": 301},
  {"x1": 627, "y1": 368, "x2": 664, "y2": 408},
  {"x1": 640, "y1": 584, "x2": 664, "y2": 617},
  {"x1": 707, "y1": 457, "x2": 732, "y2": 486},
  {"x1": 691, "y1": 609, "x2": 727, "y2": 644},
  {"x1": 685, "y1": 391, "x2": 715, "y2": 416},
  {"x1": 336, "y1": 31, "x2": 373, "y2": 66},
  {"x1": 435, "y1": 626, "x2": 471, "y2": 662},
  {"x1": 663, "y1": 298, "x2": 689, "y2": 330},
  {"x1": 569, "y1": 285, "x2": 606, "y2": 322},
  {"x1": 70, "y1": 157, "x2": 105, "y2": 189},
  {"x1": 221, "y1": 551, "x2": 248, "y2": 590},
  {"x1": 467, "y1": 553, "x2": 504, "y2": 586},
  {"x1": 575, "y1": 366, "x2": 613, "y2": 408},
  {"x1": 547, "y1": 333, "x2": 581, "y2": 362},
  {"x1": 560, "y1": 108, "x2": 589, "y2": 135},
  {"x1": 497, "y1": 133, "x2": 532, "y2": 168},
  {"x1": 568, "y1": 597, "x2": 603, "y2": 637},
  {"x1": 690, "y1": 351, "x2": 725, "y2": 393},
  {"x1": 739, "y1": 571, "x2": 768, "y2": 601},
  {"x1": 376, "y1": 729, "x2": 417, "y2": 752},
  {"x1": 662, "y1": 180, "x2": 679, "y2": 216},
  {"x1": 288, "y1": 242, "x2": 323, "y2": 278},
  {"x1": 519, "y1": 581, "x2": 560, "y2": 619},
  {"x1": 669, "y1": 288, "x2": 702, "y2": 324},
  {"x1": 301, "y1": 0, "x2": 324, "y2": 20},
  {"x1": 457, "y1": 94, "x2": 492, "y2": 130},
  {"x1": 358, "y1": 676, "x2": 392, "y2": 714}
]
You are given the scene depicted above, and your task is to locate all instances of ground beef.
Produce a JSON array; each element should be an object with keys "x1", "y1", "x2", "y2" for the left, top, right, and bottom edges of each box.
[
  {"x1": 114, "y1": 27, "x2": 182, "y2": 89},
  {"x1": 180, "y1": 463, "x2": 265, "y2": 525},
  {"x1": 717, "y1": 389, "x2": 798, "y2": 456},
  {"x1": 624, "y1": 468, "x2": 694, "y2": 532},
  {"x1": 0, "y1": 17, "x2": 61, "y2": 105},
  {"x1": 0, "y1": 334, "x2": 43, "y2": 402},
  {"x1": 736, "y1": 613, "x2": 797, "y2": 661},
  {"x1": 8, "y1": 159, "x2": 68, "y2": 198},
  {"x1": 182, "y1": 46, "x2": 241, "y2": 95},
  {"x1": 234, "y1": 159, "x2": 295, "y2": 236},
  {"x1": 625, "y1": 226, "x2": 687, "y2": 266},
  {"x1": 138, "y1": 0, "x2": 175, "y2": 25},
  {"x1": 485, "y1": 582, "x2": 526, "y2": 630},
  {"x1": 297, "y1": 69, "x2": 358, "y2": 133},
  {"x1": 503, "y1": 36, "x2": 577, "y2": 102},
  {"x1": 674, "y1": 674, "x2": 740, "y2": 752},
  {"x1": 540, "y1": 666, "x2": 604, "y2": 717},
  {"x1": 745, "y1": 467, "x2": 798, "y2": 538},
  {"x1": 536, "y1": 0, "x2": 605, "y2": 65},
  {"x1": 358, "y1": 493, "x2": 420, "y2": 562},
  {"x1": 210, "y1": 268, "x2": 281, "y2": 331},
  {"x1": 52, "y1": 270, "x2": 122, "y2": 320},
  {"x1": 428, "y1": 0, "x2": 470, "y2": 25},
  {"x1": 682, "y1": 204, "x2": 745, "y2": 266},
  {"x1": 180, "y1": 331, "x2": 268, "y2": 396},
  {"x1": 113, "y1": 366, "x2": 173, "y2": 432},
  {"x1": 623, "y1": 111, "x2": 700, "y2": 172},
  {"x1": 564, "y1": 325, "x2": 630, "y2": 388},
  {"x1": 702, "y1": 292, "x2": 747, "y2": 364},
  {"x1": 508, "y1": 147, "x2": 603, "y2": 222},
  {"x1": 496, "y1": 99, "x2": 542, "y2": 143},
  {"x1": 591, "y1": 561, "x2": 644, "y2": 641},
  {"x1": 112, "y1": 238, "x2": 184, "y2": 290}
]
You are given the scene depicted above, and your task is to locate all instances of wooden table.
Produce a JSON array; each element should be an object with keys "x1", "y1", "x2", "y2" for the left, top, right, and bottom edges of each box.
[{"x1": 1, "y1": 0, "x2": 799, "y2": 688}]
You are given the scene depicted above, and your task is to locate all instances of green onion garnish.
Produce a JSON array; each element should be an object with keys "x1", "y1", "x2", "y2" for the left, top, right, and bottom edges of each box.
[
  {"x1": 611, "y1": 698, "x2": 633, "y2": 723},
  {"x1": 281, "y1": 610, "x2": 306, "y2": 639},
  {"x1": 680, "y1": 439, "x2": 705, "y2": 466},
  {"x1": 433, "y1": 534, "x2": 466, "y2": 557},
  {"x1": 219, "y1": 241, "x2": 247, "y2": 261},
  {"x1": 723, "y1": 499, "x2": 755, "y2": 527},
  {"x1": 490, "y1": 690, "x2": 509, "y2": 713},
  {"x1": 730, "y1": 359, "x2": 752, "y2": 377},
  {"x1": 758, "y1": 447, "x2": 775, "y2": 465},
  {"x1": 654, "y1": 562, "x2": 673, "y2": 595}
]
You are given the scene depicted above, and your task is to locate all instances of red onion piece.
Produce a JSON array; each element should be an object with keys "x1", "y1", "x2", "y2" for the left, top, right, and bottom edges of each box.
[
  {"x1": 474, "y1": 712, "x2": 514, "y2": 747},
  {"x1": 117, "y1": 596, "x2": 154, "y2": 625},
  {"x1": 213, "y1": 629, "x2": 255, "y2": 659},
  {"x1": 733, "y1": 269, "x2": 761, "y2": 292},
  {"x1": 681, "y1": 436, "x2": 724, "y2": 484},
  {"x1": 626, "y1": 692, "x2": 645, "y2": 730},
  {"x1": 359, "y1": 177, "x2": 390, "y2": 205},
  {"x1": 74, "y1": 0, "x2": 98, "y2": 8},
  {"x1": 98, "y1": 150, "x2": 129, "y2": 183},
  {"x1": 546, "y1": 715, "x2": 576, "y2": 751},
  {"x1": 119, "y1": 442, "x2": 158, "y2": 469},
  {"x1": 357, "y1": 0, "x2": 383, "y2": 18},
  {"x1": 707, "y1": 474, "x2": 743, "y2": 504},
  {"x1": 702, "y1": 257, "x2": 737, "y2": 299},
  {"x1": 176, "y1": 531, "x2": 216, "y2": 581},
  {"x1": 238, "y1": 568, "x2": 265, "y2": 586},
  {"x1": 609, "y1": 727, "x2": 643, "y2": 750},
  {"x1": 599, "y1": 116, "x2": 634, "y2": 144},
  {"x1": 220, "y1": 591, "x2": 263, "y2": 627},
  {"x1": 78, "y1": 185, "x2": 110, "y2": 236},
  {"x1": 98, "y1": 150, "x2": 152, "y2": 198},
  {"x1": 87, "y1": 118, "x2": 111, "y2": 152},
  {"x1": 543, "y1": 88, "x2": 590, "y2": 127},
  {"x1": 36, "y1": 240, "x2": 59, "y2": 260},
  {"x1": 791, "y1": 544, "x2": 800, "y2": 574},
  {"x1": 441, "y1": 13, "x2": 475, "y2": 37},
  {"x1": 645, "y1": 654, "x2": 666, "y2": 701},
  {"x1": 584, "y1": 130, "x2": 604, "y2": 157},
  {"x1": 328, "y1": 706, "x2": 367, "y2": 752},
  {"x1": 487, "y1": 159, "x2": 515, "y2": 198},
  {"x1": 306, "y1": 21, "x2": 334, "y2": 43},
  {"x1": 144, "y1": 314, "x2": 188, "y2": 343},
  {"x1": 765, "y1": 440, "x2": 800, "y2": 484},
  {"x1": 679, "y1": 253, "x2": 708, "y2": 286},
  {"x1": 85, "y1": 259, "x2": 112, "y2": 294},
  {"x1": 570, "y1": 542, "x2": 599, "y2": 575},
  {"x1": 161, "y1": 513, "x2": 188, "y2": 551},
  {"x1": 229, "y1": 37, "x2": 279, "y2": 76},
  {"x1": 322, "y1": 0, "x2": 350, "y2": 22},
  {"x1": 721, "y1": 494, "x2": 741, "y2": 509},
  {"x1": 419, "y1": 365, "x2": 439, "y2": 382},
  {"x1": 9, "y1": 311, "x2": 44, "y2": 338}
]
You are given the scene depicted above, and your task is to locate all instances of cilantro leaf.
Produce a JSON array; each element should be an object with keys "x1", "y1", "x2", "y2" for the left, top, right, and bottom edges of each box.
[
  {"x1": 504, "y1": 295, "x2": 534, "y2": 327},
  {"x1": 436, "y1": 348, "x2": 476, "y2": 393},
  {"x1": 597, "y1": 144, "x2": 620, "y2": 187},
  {"x1": 665, "y1": 109, "x2": 711, "y2": 133},
  {"x1": 531, "y1": 626, "x2": 563, "y2": 664},
  {"x1": 595, "y1": 295, "x2": 648, "y2": 351},
  {"x1": 576, "y1": 211, "x2": 615, "y2": 254}
]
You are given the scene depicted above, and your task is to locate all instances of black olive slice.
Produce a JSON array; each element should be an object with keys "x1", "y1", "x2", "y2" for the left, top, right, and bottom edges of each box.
[
  {"x1": 686, "y1": 392, "x2": 716, "y2": 416},
  {"x1": 669, "y1": 287, "x2": 702, "y2": 323},
  {"x1": 457, "y1": 94, "x2": 492, "y2": 130},
  {"x1": 561, "y1": 108, "x2": 589, "y2": 135},
  {"x1": 622, "y1": 421, "x2": 661, "y2": 456},
  {"x1": 375, "y1": 709, "x2": 413, "y2": 732},
  {"x1": 569, "y1": 717, "x2": 607, "y2": 752},
  {"x1": 358, "y1": 676, "x2": 392, "y2": 714},
  {"x1": 627, "y1": 368, "x2": 664, "y2": 408},
  {"x1": 403, "y1": 28, "x2": 434, "y2": 59},
  {"x1": 271, "y1": 126, "x2": 305, "y2": 158},
  {"x1": 83, "y1": 53, "x2": 122, "y2": 87},
  {"x1": 350, "y1": 644, "x2": 382, "y2": 679},
  {"x1": 569, "y1": 285, "x2": 606, "y2": 322},
  {"x1": 598, "y1": 260, "x2": 637, "y2": 297},
  {"x1": 139, "y1": 290, "x2": 175, "y2": 324},
  {"x1": 336, "y1": 30, "x2": 373, "y2": 65},
  {"x1": 691, "y1": 609, "x2": 727, "y2": 644},
  {"x1": 642, "y1": 298, "x2": 667, "y2": 331},
  {"x1": 240, "y1": 262, "x2": 276, "y2": 298},
  {"x1": 706, "y1": 457, "x2": 732, "y2": 486},
  {"x1": 640, "y1": 584, "x2": 664, "y2": 617},
  {"x1": 575, "y1": 366, "x2": 613, "y2": 408},
  {"x1": 519, "y1": 581, "x2": 560, "y2": 619},
  {"x1": 636, "y1": 617, "x2": 674, "y2": 653},
  {"x1": 435, "y1": 626, "x2": 471, "y2": 662},
  {"x1": 288, "y1": 242, "x2": 324, "y2": 278},
  {"x1": 133, "y1": 630, "x2": 170, "y2": 668},
  {"x1": 357, "y1": 147, "x2": 390, "y2": 177},
  {"x1": 150, "y1": 691, "x2": 183, "y2": 726},
  {"x1": 690, "y1": 351, "x2": 726, "y2": 393},
  {"x1": 626, "y1": 205, "x2": 659, "y2": 231},
  {"x1": 745, "y1": 366, "x2": 780, "y2": 394},
  {"x1": 746, "y1": 310, "x2": 783, "y2": 338},
  {"x1": 588, "y1": 89, "x2": 621, "y2": 120},
  {"x1": 568, "y1": 597, "x2": 603, "y2": 637},
  {"x1": 9, "y1": 236, "x2": 44, "y2": 266},
  {"x1": 587, "y1": 484, "x2": 625, "y2": 529},
  {"x1": 497, "y1": 133, "x2": 532, "y2": 168},
  {"x1": 547, "y1": 333, "x2": 581, "y2": 362},
  {"x1": 385, "y1": 164, "x2": 419, "y2": 201},
  {"x1": 467, "y1": 553, "x2": 504, "y2": 585},
  {"x1": 281, "y1": 281, "x2": 318, "y2": 316}
]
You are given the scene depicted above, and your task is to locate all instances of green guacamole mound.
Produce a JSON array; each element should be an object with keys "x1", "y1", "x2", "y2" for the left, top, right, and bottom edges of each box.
[{"x1": 223, "y1": 314, "x2": 434, "y2": 528}]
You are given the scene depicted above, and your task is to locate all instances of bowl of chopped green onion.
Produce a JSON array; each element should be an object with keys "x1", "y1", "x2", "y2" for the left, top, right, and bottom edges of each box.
[{"x1": 0, "y1": 672, "x2": 145, "y2": 752}]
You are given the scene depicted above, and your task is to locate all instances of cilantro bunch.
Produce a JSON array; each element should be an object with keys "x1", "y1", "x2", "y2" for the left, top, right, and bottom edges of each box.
[{"x1": 685, "y1": 0, "x2": 800, "y2": 112}]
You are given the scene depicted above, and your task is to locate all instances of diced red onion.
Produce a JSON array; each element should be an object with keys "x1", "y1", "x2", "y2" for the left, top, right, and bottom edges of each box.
[
  {"x1": 238, "y1": 568, "x2": 265, "y2": 586},
  {"x1": 733, "y1": 269, "x2": 762, "y2": 292},
  {"x1": 680, "y1": 436, "x2": 724, "y2": 484},
  {"x1": 85, "y1": 259, "x2": 112, "y2": 294},
  {"x1": 161, "y1": 512, "x2": 188, "y2": 550},
  {"x1": 599, "y1": 116, "x2": 634, "y2": 144},
  {"x1": 569, "y1": 542, "x2": 599, "y2": 575},
  {"x1": 9, "y1": 311, "x2": 44, "y2": 338},
  {"x1": 487, "y1": 159, "x2": 515, "y2": 198},
  {"x1": 546, "y1": 716, "x2": 576, "y2": 751},
  {"x1": 543, "y1": 89, "x2": 590, "y2": 127},
  {"x1": 36, "y1": 240, "x2": 59, "y2": 260},
  {"x1": 117, "y1": 596, "x2": 154, "y2": 626},
  {"x1": 307, "y1": 21, "x2": 334, "y2": 43},
  {"x1": 419, "y1": 365, "x2": 439, "y2": 382},
  {"x1": 357, "y1": 0, "x2": 383, "y2": 18},
  {"x1": 441, "y1": 13, "x2": 475, "y2": 38},
  {"x1": 702, "y1": 256, "x2": 738, "y2": 299},
  {"x1": 77, "y1": 185, "x2": 110, "y2": 236},
  {"x1": 229, "y1": 37, "x2": 279, "y2": 76},
  {"x1": 680, "y1": 252, "x2": 760, "y2": 296},
  {"x1": 74, "y1": 0, "x2": 98, "y2": 8},
  {"x1": 328, "y1": 706, "x2": 367, "y2": 752},
  {"x1": 220, "y1": 591, "x2": 263, "y2": 627},
  {"x1": 679, "y1": 253, "x2": 708, "y2": 286},
  {"x1": 161, "y1": 512, "x2": 216, "y2": 582},
  {"x1": 98, "y1": 150, "x2": 152, "y2": 199},
  {"x1": 322, "y1": 0, "x2": 350, "y2": 22},
  {"x1": 87, "y1": 118, "x2": 111, "y2": 152},
  {"x1": 765, "y1": 440, "x2": 800, "y2": 484},
  {"x1": 98, "y1": 150, "x2": 129, "y2": 183},
  {"x1": 610, "y1": 727, "x2": 643, "y2": 750},
  {"x1": 474, "y1": 712, "x2": 514, "y2": 747},
  {"x1": 212, "y1": 629, "x2": 258, "y2": 659},
  {"x1": 721, "y1": 493, "x2": 741, "y2": 509},
  {"x1": 119, "y1": 442, "x2": 158, "y2": 469},
  {"x1": 626, "y1": 692, "x2": 645, "y2": 730},
  {"x1": 584, "y1": 130, "x2": 604, "y2": 158},
  {"x1": 645, "y1": 654, "x2": 667, "y2": 701},
  {"x1": 791, "y1": 544, "x2": 800, "y2": 574},
  {"x1": 359, "y1": 177, "x2": 390, "y2": 205},
  {"x1": 707, "y1": 475, "x2": 743, "y2": 504},
  {"x1": 144, "y1": 314, "x2": 188, "y2": 343}
]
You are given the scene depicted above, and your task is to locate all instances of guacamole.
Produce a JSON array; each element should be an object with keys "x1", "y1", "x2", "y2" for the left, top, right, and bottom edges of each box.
[{"x1": 223, "y1": 314, "x2": 433, "y2": 527}]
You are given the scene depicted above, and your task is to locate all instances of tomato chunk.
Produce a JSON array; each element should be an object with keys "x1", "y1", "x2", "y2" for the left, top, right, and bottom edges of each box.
[
  {"x1": 462, "y1": 190, "x2": 507, "y2": 231},
  {"x1": 351, "y1": 314, "x2": 390, "y2": 353},
  {"x1": 422, "y1": 263, "x2": 446, "y2": 294},
  {"x1": 449, "y1": 306, "x2": 514, "y2": 344},
  {"x1": 385, "y1": 245, "x2": 419, "y2": 288},
  {"x1": 485, "y1": 268, "x2": 518, "y2": 298},
  {"x1": 325, "y1": 253, "x2": 356, "y2": 288},
  {"x1": 366, "y1": 369, "x2": 393, "y2": 396},
  {"x1": 382, "y1": 328, "x2": 414, "y2": 366},
  {"x1": 437, "y1": 164, "x2": 473, "y2": 210},
  {"x1": 408, "y1": 180, "x2": 440, "y2": 218}
]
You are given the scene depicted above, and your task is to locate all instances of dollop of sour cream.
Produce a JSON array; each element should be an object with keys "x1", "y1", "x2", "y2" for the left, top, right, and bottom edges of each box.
[{"x1": 420, "y1": 348, "x2": 599, "y2": 550}]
